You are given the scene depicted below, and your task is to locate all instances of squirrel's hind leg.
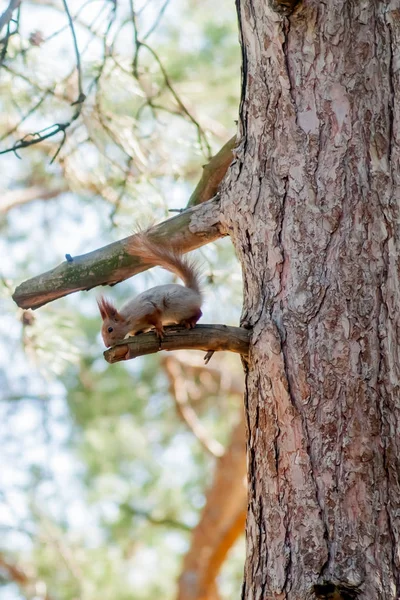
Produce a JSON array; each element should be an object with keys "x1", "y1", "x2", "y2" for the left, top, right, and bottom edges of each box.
[{"x1": 180, "y1": 308, "x2": 203, "y2": 330}]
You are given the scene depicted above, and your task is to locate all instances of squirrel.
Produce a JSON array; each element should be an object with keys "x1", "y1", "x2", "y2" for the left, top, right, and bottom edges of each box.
[{"x1": 98, "y1": 232, "x2": 203, "y2": 347}]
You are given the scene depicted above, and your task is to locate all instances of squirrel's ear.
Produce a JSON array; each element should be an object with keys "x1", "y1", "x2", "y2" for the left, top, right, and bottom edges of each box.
[
  {"x1": 97, "y1": 296, "x2": 120, "y2": 320},
  {"x1": 97, "y1": 296, "x2": 109, "y2": 319}
]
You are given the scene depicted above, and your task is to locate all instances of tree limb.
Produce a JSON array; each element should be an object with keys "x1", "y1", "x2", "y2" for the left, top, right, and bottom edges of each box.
[
  {"x1": 11, "y1": 126, "x2": 236, "y2": 309},
  {"x1": 103, "y1": 325, "x2": 250, "y2": 363},
  {"x1": 187, "y1": 135, "x2": 236, "y2": 207},
  {"x1": 0, "y1": 0, "x2": 21, "y2": 34},
  {"x1": 0, "y1": 552, "x2": 30, "y2": 587},
  {"x1": 12, "y1": 196, "x2": 223, "y2": 309}
]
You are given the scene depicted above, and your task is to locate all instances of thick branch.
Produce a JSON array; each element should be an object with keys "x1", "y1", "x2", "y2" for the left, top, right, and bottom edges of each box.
[
  {"x1": 103, "y1": 325, "x2": 250, "y2": 363},
  {"x1": 12, "y1": 196, "x2": 223, "y2": 309},
  {"x1": 11, "y1": 129, "x2": 236, "y2": 309},
  {"x1": 187, "y1": 135, "x2": 236, "y2": 207},
  {"x1": 177, "y1": 416, "x2": 247, "y2": 600}
]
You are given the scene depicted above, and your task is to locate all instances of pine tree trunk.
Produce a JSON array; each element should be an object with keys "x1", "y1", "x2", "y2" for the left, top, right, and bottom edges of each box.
[{"x1": 220, "y1": 1, "x2": 400, "y2": 597}]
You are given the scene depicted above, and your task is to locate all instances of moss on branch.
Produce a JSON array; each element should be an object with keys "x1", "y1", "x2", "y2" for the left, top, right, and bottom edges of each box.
[
  {"x1": 13, "y1": 134, "x2": 237, "y2": 310},
  {"x1": 13, "y1": 197, "x2": 223, "y2": 309}
]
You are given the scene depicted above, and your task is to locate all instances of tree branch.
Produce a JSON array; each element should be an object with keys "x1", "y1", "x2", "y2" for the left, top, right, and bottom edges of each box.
[
  {"x1": 163, "y1": 356, "x2": 225, "y2": 457},
  {"x1": 0, "y1": 0, "x2": 21, "y2": 34},
  {"x1": 187, "y1": 135, "x2": 236, "y2": 207},
  {"x1": 103, "y1": 325, "x2": 250, "y2": 363},
  {"x1": 0, "y1": 551, "x2": 53, "y2": 599},
  {"x1": 61, "y1": 0, "x2": 85, "y2": 105},
  {"x1": 0, "y1": 119, "x2": 79, "y2": 161},
  {"x1": 1, "y1": 185, "x2": 67, "y2": 214},
  {"x1": 11, "y1": 128, "x2": 236, "y2": 308},
  {"x1": 12, "y1": 196, "x2": 223, "y2": 309},
  {"x1": 177, "y1": 416, "x2": 247, "y2": 600},
  {"x1": 121, "y1": 504, "x2": 192, "y2": 532},
  {"x1": 140, "y1": 42, "x2": 212, "y2": 158}
]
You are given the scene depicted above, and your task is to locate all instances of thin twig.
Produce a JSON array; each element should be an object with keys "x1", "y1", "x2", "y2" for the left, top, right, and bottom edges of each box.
[
  {"x1": 109, "y1": 155, "x2": 134, "y2": 225},
  {"x1": 61, "y1": 0, "x2": 85, "y2": 104},
  {"x1": 94, "y1": 103, "x2": 135, "y2": 163},
  {"x1": 0, "y1": 2, "x2": 20, "y2": 69},
  {"x1": 0, "y1": 93, "x2": 48, "y2": 142},
  {"x1": 0, "y1": 21, "x2": 12, "y2": 66},
  {"x1": 1, "y1": 64, "x2": 68, "y2": 100},
  {"x1": 88, "y1": 6, "x2": 143, "y2": 173},
  {"x1": 129, "y1": 0, "x2": 140, "y2": 78},
  {"x1": 50, "y1": 129, "x2": 67, "y2": 163},
  {"x1": 0, "y1": 119, "x2": 77, "y2": 158},
  {"x1": 121, "y1": 504, "x2": 192, "y2": 531},
  {"x1": 18, "y1": 0, "x2": 103, "y2": 59},
  {"x1": 141, "y1": 42, "x2": 212, "y2": 158},
  {"x1": 164, "y1": 356, "x2": 225, "y2": 457},
  {"x1": 0, "y1": 58, "x2": 83, "y2": 159},
  {"x1": 136, "y1": 0, "x2": 152, "y2": 16},
  {"x1": 86, "y1": 0, "x2": 116, "y2": 97},
  {"x1": 143, "y1": 0, "x2": 170, "y2": 41}
]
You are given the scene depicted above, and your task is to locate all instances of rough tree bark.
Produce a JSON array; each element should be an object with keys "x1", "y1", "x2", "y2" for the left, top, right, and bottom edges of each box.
[{"x1": 219, "y1": 0, "x2": 400, "y2": 598}]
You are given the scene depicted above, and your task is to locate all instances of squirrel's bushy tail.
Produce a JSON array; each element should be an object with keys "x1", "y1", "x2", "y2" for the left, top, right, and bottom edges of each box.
[{"x1": 127, "y1": 232, "x2": 202, "y2": 295}]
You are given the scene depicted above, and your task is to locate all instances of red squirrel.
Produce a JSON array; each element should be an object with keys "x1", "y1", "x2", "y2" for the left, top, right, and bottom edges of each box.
[{"x1": 98, "y1": 232, "x2": 203, "y2": 347}]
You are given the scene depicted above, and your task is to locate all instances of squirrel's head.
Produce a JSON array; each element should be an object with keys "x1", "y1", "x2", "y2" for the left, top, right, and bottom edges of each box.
[{"x1": 97, "y1": 297, "x2": 128, "y2": 347}]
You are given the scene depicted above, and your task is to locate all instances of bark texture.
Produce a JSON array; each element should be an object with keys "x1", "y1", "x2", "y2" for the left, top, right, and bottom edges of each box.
[{"x1": 220, "y1": 0, "x2": 400, "y2": 597}]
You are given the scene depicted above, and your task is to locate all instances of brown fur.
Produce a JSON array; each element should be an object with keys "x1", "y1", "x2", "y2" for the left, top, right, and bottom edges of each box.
[
  {"x1": 98, "y1": 231, "x2": 203, "y2": 347},
  {"x1": 97, "y1": 297, "x2": 120, "y2": 320},
  {"x1": 127, "y1": 232, "x2": 201, "y2": 295}
]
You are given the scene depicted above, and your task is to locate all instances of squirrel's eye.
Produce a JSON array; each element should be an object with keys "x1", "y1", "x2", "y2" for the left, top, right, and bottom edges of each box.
[{"x1": 108, "y1": 327, "x2": 113, "y2": 333}]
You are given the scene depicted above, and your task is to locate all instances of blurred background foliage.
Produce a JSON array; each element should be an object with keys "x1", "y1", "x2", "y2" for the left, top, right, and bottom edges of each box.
[{"x1": 0, "y1": 0, "x2": 244, "y2": 598}]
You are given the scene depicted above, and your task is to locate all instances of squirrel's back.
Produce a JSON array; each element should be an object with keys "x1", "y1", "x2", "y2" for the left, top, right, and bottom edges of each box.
[{"x1": 120, "y1": 283, "x2": 202, "y2": 326}]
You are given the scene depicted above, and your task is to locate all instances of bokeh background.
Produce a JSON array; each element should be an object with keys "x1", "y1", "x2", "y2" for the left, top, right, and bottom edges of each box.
[{"x1": 0, "y1": 0, "x2": 246, "y2": 598}]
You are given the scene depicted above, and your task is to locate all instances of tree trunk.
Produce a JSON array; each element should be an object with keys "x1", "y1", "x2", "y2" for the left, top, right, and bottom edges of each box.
[{"x1": 220, "y1": 1, "x2": 400, "y2": 597}]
